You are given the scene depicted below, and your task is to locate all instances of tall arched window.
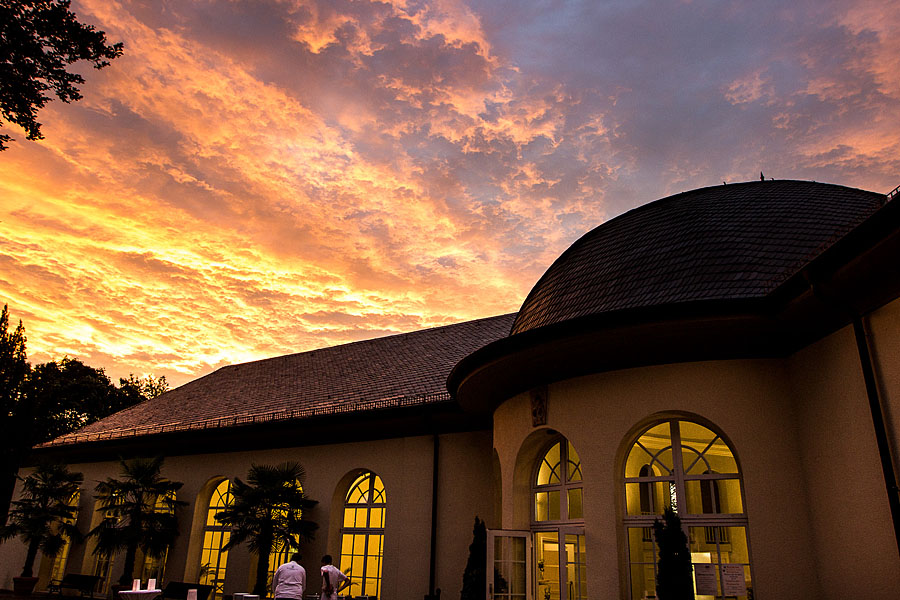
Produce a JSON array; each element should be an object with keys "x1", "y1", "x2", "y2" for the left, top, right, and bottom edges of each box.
[
  {"x1": 49, "y1": 490, "x2": 80, "y2": 583},
  {"x1": 265, "y1": 479, "x2": 307, "y2": 592},
  {"x1": 340, "y1": 471, "x2": 385, "y2": 599},
  {"x1": 199, "y1": 480, "x2": 232, "y2": 599},
  {"x1": 532, "y1": 438, "x2": 586, "y2": 600},
  {"x1": 141, "y1": 490, "x2": 176, "y2": 583},
  {"x1": 90, "y1": 498, "x2": 117, "y2": 595},
  {"x1": 623, "y1": 419, "x2": 752, "y2": 600}
]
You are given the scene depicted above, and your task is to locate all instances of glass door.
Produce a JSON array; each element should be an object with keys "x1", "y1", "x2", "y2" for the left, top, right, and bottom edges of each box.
[
  {"x1": 487, "y1": 530, "x2": 532, "y2": 600},
  {"x1": 534, "y1": 527, "x2": 586, "y2": 600}
]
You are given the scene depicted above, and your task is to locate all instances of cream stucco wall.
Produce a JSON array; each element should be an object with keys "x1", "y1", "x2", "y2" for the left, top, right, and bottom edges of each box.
[
  {"x1": 491, "y1": 301, "x2": 900, "y2": 600},
  {"x1": 493, "y1": 358, "x2": 850, "y2": 599},
  {"x1": 0, "y1": 430, "x2": 494, "y2": 600},
  {"x1": 786, "y1": 298, "x2": 900, "y2": 599}
]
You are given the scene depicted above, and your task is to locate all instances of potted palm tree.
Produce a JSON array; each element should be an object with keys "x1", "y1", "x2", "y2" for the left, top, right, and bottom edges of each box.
[
  {"x1": 88, "y1": 457, "x2": 186, "y2": 588},
  {"x1": 215, "y1": 462, "x2": 318, "y2": 596},
  {"x1": 1, "y1": 463, "x2": 83, "y2": 596}
]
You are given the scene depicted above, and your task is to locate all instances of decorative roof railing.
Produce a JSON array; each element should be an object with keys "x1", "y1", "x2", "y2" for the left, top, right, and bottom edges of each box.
[
  {"x1": 888, "y1": 184, "x2": 900, "y2": 202},
  {"x1": 38, "y1": 390, "x2": 452, "y2": 448}
]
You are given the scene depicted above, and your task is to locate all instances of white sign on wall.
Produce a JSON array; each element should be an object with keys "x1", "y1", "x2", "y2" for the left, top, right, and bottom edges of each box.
[
  {"x1": 721, "y1": 564, "x2": 747, "y2": 596},
  {"x1": 694, "y1": 563, "x2": 717, "y2": 595}
]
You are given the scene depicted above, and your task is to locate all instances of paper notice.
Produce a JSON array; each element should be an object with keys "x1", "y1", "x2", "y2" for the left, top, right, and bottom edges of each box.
[
  {"x1": 694, "y1": 563, "x2": 717, "y2": 595},
  {"x1": 721, "y1": 564, "x2": 747, "y2": 595}
]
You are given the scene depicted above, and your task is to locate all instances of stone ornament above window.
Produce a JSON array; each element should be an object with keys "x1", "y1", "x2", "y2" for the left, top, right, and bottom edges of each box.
[{"x1": 531, "y1": 385, "x2": 548, "y2": 427}]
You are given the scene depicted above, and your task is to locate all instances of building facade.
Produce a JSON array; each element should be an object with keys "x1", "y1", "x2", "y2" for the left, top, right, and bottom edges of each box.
[{"x1": 2, "y1": 180, "x2": 899, "y2": 599}]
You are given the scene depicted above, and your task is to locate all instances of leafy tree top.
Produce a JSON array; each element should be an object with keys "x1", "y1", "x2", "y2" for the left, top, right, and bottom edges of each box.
[
  {"x1": 120, "y1": 373, "x2": 169, "y2": 402},
  {"x1": 0, "y1": 0, "x2": 123, "y2": 150},
  {"x1": 216, "y1": 462, "x2": 319, "y2": 553},
  {"x1": 0, "y1": 304, "x2": 28, "y2": 420},
  {"x1": 216, "y1": 462, "x2": 318, "y2": 596},
  {"x1": 28, "y1": 357, "x2": 128, "y2": 442}
]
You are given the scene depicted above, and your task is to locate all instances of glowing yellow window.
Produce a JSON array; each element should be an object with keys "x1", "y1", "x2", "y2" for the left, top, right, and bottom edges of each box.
[
  {"x1": 339, "y1": 472, "x2": 385, "y2": 599},
  {"x1": 199, "y1": 480, "x2": 232, "y2": 600}
]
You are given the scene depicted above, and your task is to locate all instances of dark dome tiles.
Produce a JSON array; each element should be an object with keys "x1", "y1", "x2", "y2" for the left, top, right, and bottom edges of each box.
[{"x1": 512, "y1": 181, "x2": 886, "y2": 335}]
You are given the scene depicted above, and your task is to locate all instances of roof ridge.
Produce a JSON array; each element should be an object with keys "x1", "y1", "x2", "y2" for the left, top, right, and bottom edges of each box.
[{"x1": 220, "y1": 312, "x2": 518, "y2": 371}]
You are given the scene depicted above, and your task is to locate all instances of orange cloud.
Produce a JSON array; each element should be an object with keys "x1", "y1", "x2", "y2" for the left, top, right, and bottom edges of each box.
[{"x1": 2, "y1": 0, "x2": 898, "y2": 388}]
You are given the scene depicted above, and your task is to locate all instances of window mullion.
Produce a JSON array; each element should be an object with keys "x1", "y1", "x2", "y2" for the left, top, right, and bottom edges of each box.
[
  {"x1": 671, "y1": 421, "x2": 687, "y2": 516},
  {"x1": 561, "y1": 444, "x2": 569, "y2": 520}
]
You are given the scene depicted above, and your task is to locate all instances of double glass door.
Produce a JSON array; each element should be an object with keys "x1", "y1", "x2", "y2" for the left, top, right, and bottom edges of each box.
[{"x1": 488, "y1": 528, "x2": 586, "y2": 600}]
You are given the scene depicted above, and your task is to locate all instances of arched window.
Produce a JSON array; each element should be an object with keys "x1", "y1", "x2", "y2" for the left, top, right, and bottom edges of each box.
[
  {"x1": 49, "y1": 490, "x2": 80, "y2": 583},
  {"x1": 533, "y1": 439, "x2": 583, "y2": 523},
  {"x1": 532, "y1": 438, "x2": 586, "y2": 600},
  {"x1": 199, "y1": 480, "x2": 232, "y2": 599},
  {"x1": 90, "y1": 498, "x2": 117, "y2": 595},
  {"x1": 141, "y1": 490, "x2": 176, "y2": 583},
  {"x1": 264, "y1": 479, "x2": 307, "y2": 592},
  {"x1": 340, "y1": 471, "x2": 385, "y2": 599},
  {"x1": 623, "y1": 419, "x2": 752, "y2": 600}
]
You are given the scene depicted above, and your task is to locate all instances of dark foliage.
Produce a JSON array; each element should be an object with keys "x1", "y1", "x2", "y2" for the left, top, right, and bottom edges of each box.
[
  {"x1": 26, "y1": 359, "x2": 168, "y2": 443},
  {"x1": 215, "y1": 462, "x2": 318, "y2": 596},
  {"x1": 88, "y1": 457, "x2": 186, "y2": 587},
  {"x1": 460, "y1": 517, "x2": 486, "y2": 600},
  {"x1": 653, "y1": 507, "x2": 694, "y2": 600},
  {"x1": 0, "y1": 462, "x2": 83, "y2": 577},
  {"x1": 28, "y1": 357, "x2": 130, "y2": 442},
  {"x1": 0, "y1": 304, "x2": 30, "y2": 525},
  {"x1": 0, "y1": 305, "x2": 168, "y2": 526},
  {"x1": 0, "y1": 0, "x2": 123, "y2": 150}
]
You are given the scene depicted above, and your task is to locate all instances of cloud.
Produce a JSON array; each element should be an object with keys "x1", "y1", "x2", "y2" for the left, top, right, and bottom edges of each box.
[{"x1": 1, "y1": 0, "x2": 898, "y2": 386}]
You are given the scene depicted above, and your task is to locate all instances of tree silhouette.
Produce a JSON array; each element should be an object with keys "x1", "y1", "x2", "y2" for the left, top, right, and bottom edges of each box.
[
  {"x1": 460, "y1": 516, "x2": 486, "y2": 600},
  {"x1": 0, "y1": 304, "x2": 29, "y2": 526},
  {"x1": 1, "y1": 462, "x2": 83, "y2": 577},
  {"x1": 88, "y1": 457, "x2": 185, "y2": 587},
  {"x1": 653, "y1": 507, "x2": 694, "y2": 600},
  {"x1": 0, "y1": 0, "x2": 123, "y2": 150},
  {"x1": 215, "y1": 462, "x2": 318, "y2": 596}
]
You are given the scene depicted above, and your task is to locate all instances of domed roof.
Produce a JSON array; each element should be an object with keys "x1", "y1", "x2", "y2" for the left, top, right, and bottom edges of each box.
[{"x1": 511, "y1": 180, "x2": 887, "y2": 335}]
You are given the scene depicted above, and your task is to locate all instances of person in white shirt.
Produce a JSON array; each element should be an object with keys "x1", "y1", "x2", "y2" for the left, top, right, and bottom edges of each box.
[
  {"x1": 272, "y1": 552, "x2": 306, "y2": 600},
  {"x1": 320, "y1": 554, "x2": 350, "y2": 600}
]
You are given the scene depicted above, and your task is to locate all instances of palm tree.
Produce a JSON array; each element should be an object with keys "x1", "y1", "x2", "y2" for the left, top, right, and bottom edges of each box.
[
  {"x1": 215, "y1": 462, "x2": 318, "y2": 596},
  {"x1": 88, "y1": 457, "x2": 186, "y2": 587},
  {"x1": 1, "y1": 463, "x2": 83, "y2": 578}
]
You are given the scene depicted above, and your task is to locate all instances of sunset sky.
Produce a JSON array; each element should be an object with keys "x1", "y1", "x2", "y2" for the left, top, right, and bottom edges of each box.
[{"x1": 2, "y1": 0, "x2": 899, "y2": 387}]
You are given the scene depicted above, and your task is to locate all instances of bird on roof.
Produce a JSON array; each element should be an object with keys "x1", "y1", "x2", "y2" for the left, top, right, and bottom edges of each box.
[{"x1": 760, "y1": 171, "x2": 765, "y2": 181}]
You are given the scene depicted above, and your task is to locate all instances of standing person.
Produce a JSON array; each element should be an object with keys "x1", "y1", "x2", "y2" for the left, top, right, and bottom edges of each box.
[
  {"x1": 320, "y1": 555, "x2": 350, "y2": 600},
  {"x1": 272, "y1": 552, "x2": 306, "y2": 600}
]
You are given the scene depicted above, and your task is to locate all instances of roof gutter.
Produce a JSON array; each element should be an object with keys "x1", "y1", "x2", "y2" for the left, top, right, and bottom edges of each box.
[{"x1": 426, "y1": 432, "x2": 440, "y2": 600}]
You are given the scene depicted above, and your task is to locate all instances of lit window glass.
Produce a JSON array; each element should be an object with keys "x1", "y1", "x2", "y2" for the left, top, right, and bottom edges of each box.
[
  {"x1": 339, "y1": 472, "x2": 385, "y2": 598},
  {"x1": 49, "y1": 490, "x2": 80, "y2": 583},
  {"x1": 532, "y1": 437, "x2": 583, "y2": 524},
  {"x1": 623, "y1": 420, "x2": 753, "y2": 600},
  {"x1": 199, "y1": 480, "x2": 232, "y2": 600}
]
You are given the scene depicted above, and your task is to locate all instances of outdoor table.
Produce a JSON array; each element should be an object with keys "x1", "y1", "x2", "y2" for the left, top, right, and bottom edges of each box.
[{"x1": 118, "y1": 590, "x2": 163, "y2": 600}]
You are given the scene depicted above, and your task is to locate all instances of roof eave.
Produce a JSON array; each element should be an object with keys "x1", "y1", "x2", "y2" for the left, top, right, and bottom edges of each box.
[{"x1": 450, "y1": 194, "x2": 900, "y2": 414}]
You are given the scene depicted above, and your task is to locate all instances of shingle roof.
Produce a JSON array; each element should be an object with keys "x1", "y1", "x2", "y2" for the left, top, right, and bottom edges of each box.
[
  {"x1": 511, "y1": 180, "x2": 887, "y2": 335},
  {"x1": 45, "y1": 314, "x2": 516, "y2": 446}
]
